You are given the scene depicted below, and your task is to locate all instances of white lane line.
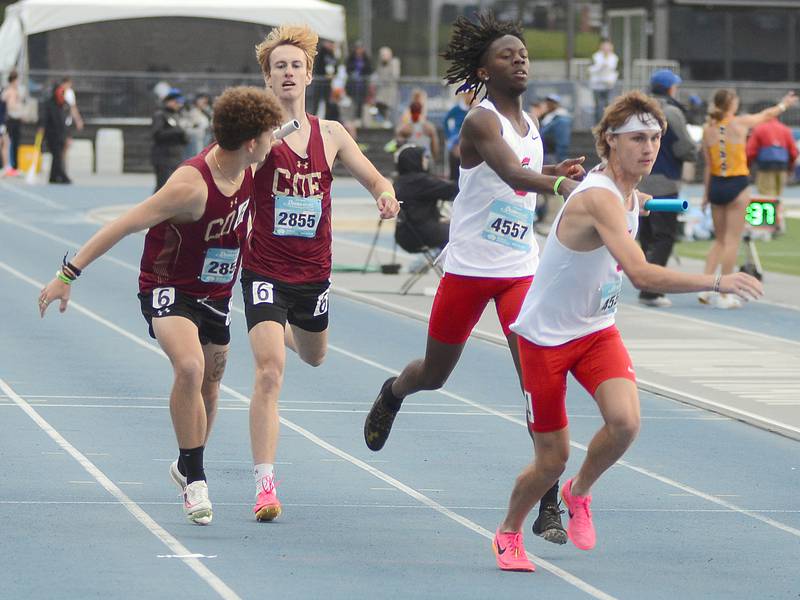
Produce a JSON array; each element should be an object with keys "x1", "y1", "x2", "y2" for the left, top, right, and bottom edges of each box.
[
  {"x1": 0, "y1": 402, "x2": 727, "y2": 421},
  {"x1": 332, "y1": 290, "x2": 800, "y2": 441},
  {"x1": 2, "y1": 500, "x2": 799, "y2": 513},
  {"x1": 8, "y1": 245, "x2": 796, "y2": 544},
  {"x1": 305, "y1": 328, "x2": 800, "y2": 540},
  {"x1": 5, "y1": 193, "x2": 797, "y2": 433},
  {"x1": 2, "y1": 262, "x2": 615, "y2": 600},
  {"x1": 0, "y1": 210, "x2": 138, "y2": 273},
  {"x1": 623, "y1": 302, "x2": 800, "y2": 345},
  {"x1": 158, "y1": 554, "x2": 218, "y2": 559},
  {"x1": 0, "y1": 181, "x2": 66, "y2": 210},
  {"x1": 0, "y1": 378, "x2": 241, "y2": 600}
]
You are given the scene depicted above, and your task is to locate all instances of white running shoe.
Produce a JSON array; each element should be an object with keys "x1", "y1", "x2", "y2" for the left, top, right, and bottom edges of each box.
[
  {"x1": 713, "y1": 294, "x2": 742, "y2": 309},
  {"x1": 170, "y1": 459, "x2": 187, "y2": 492},
  {"x1": 698, "y1": 291, "x2": 716, "y2": 305},
  {"x1": 638, "y1": 295, "x2": 672, "y2": 308},
  {"x1": 183, "y1": 480, "x2": 213, "y2": 525}
]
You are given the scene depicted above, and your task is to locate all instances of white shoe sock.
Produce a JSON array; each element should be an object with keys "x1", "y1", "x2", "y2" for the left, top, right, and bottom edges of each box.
[{"x1": 254, "y1": 463, "x2": 274, "y2": 493}]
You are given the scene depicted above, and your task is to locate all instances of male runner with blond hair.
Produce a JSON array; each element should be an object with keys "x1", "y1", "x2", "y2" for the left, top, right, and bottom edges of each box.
[{"x1": 243, "y1": 24, "x2": 400, "y2": 521}]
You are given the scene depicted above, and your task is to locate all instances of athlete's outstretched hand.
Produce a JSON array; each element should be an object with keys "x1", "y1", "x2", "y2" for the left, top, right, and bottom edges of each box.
[
  {"x1": 376, "y1": 191, "x2": 401, "y2": 219},
  {"x1": 38, "y1": 278, "x2": 71, "y2": 318},
  {"x1": 719, "y1": 272, "x2": 764, "y2": 302},
  {"x1": 553, "y1": 156, "x2": 586, "y2": 181}
]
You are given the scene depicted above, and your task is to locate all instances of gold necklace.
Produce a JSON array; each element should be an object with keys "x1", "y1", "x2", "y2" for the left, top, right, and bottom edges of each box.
[{"x1": 212, "y1": 147, "x2": 238, "y2": 185}]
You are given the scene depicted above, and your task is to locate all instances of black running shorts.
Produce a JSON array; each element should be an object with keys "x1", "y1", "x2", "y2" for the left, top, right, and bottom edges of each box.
[
  {"x1": 240, "y1": 269, "x2": 330, "y2": 333},
  {"x1": 138, "y1": 288, "x2": 232, "y2": 346}
]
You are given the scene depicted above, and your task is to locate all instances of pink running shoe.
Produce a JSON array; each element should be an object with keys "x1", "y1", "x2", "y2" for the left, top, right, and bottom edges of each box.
[
  {"x1": 492, "y1": 529, "x2": 535, "y2": 572},
  {"x1": 560, "y1": 478, "x2": 595, "y2": 550},
  {"x1": 253, "y1": 475, "x2": 282, "y2": 522}
]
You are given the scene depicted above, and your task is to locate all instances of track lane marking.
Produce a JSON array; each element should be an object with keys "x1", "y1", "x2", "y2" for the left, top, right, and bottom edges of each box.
[{"x1": 0, "y1": 378, "x2": 241, "y2": 600}]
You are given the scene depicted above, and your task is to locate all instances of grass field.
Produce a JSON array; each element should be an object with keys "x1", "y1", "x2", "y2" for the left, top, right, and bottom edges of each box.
[{"x1": 675, "y1": 217, "x2": 800, "y2": 276}]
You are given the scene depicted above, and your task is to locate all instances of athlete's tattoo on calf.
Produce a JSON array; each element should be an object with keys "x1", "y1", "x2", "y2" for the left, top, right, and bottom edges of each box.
[{"x1": 207, "y1": 350, "x2": 228, "y2": 382}]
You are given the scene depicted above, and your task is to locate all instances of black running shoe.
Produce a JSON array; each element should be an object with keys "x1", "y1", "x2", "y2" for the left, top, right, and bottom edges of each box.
[
  {"x1": 364, "y1": 377, "x2": 400, "y2": 451},
  {"x1": 532, "y1": 502, "x2": 567, "y2": 545}
]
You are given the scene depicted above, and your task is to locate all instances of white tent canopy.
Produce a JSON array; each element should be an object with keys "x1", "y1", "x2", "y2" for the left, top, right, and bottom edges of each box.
[{"x1": 0, "y1": 0, "x2": 345, "y2": 73}]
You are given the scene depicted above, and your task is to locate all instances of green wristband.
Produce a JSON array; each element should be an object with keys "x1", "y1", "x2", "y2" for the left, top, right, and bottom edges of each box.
[
  {"x1": 553, "y1": 175, "x2": 567, "y2": 195},
  {"x1": 56, "y1": 270, "x2": 72, "y2": 285}
]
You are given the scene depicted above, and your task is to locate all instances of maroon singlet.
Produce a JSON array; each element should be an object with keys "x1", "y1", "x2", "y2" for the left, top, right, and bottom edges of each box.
[
  {"x1": 244, "y1": 115, "x2": 333, "y2": 283},
  {"x1": 139, "y1": 145, "x2": 253, "y2": 299}
]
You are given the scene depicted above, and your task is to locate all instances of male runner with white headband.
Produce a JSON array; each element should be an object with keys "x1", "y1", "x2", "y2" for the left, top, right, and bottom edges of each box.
[{"x1": 490, "y1": 91, "x2": 762, "y2": 572}]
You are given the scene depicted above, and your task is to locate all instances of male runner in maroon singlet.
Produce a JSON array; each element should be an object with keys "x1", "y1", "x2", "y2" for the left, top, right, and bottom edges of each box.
[
  {"x1": 38, "y1": 87, "x2": 283, "y2": 525},
  {"x1": 243, "y1": 24, "x2": 400, "y2": 522}
]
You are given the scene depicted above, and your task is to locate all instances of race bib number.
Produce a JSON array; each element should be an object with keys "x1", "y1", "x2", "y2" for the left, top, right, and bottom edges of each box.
[
  {"x1": 151, "y1": 287, "x2": 176, "y2": 310},
  {"x1": 481, "y1": 200, "x2": 534, "y2": 252},
  {"x1": 274, "y1": 195, "x2": 322, "y2": 238},
  {"x1": 251, "y1": 281, "x2": 274, "y2": 305},
  {"x1": 200, "y1": 248, "x2": 239, "y2": 283},
  {"x1": 598, "y1": 280, "x2": 622, "y2": 314}
]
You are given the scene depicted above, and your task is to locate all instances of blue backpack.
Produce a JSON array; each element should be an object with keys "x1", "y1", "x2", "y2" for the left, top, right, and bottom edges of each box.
[{"x1": 756, "y1": 144, "x2": 790, "y2": 170}]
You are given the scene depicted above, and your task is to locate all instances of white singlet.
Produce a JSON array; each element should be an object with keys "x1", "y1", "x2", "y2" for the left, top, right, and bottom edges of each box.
[
  {"x1": 442, "y1": 98, "x2": 544, "y2": 278},
  {"x1": 510, "y1": 169, "x2": 640, "y2": 346}
]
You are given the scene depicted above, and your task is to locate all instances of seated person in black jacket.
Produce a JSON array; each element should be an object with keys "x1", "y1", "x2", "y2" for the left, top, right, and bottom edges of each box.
[{"x1": 394, "y1": 145, "x2": 458, "y2": 253}]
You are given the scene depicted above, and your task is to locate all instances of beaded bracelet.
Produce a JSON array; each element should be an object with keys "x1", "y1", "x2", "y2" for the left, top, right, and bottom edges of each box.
[{"x1": 713, "y1": 274, "x2": 722, "y2": 293}]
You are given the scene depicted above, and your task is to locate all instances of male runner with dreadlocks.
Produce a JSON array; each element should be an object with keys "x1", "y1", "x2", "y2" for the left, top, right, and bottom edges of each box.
[{"x1": 363, "y1": 12, "x2": 585, "y2": 546}]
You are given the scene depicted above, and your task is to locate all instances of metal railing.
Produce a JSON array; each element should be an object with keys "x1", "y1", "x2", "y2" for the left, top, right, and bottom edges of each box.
[{"x1": 28, "y1": 69, "x2": 800, "y2": 131}]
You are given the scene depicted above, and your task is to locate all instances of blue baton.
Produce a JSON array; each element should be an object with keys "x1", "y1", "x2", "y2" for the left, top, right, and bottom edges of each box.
[{"x1": 644, "y1": 198, "x2": 689, "y2": 212}]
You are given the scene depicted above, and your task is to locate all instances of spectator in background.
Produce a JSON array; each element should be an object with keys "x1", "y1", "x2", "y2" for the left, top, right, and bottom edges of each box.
[
  {"x1": 534, "y1": 94, "x2": 573, "y2": 225},
  {"x1": 0, "y1": 101, "x2": 10, "y2": 176},
  {"x1": 539, "y1": 94, "x2": 572, "y2": 163},
  {"x1": 443, "y1": 91, "x2": 474, "y2": 182},
  {"x1": 1, "y1": 70, "x2": 23, "y2": 175},
  {"x1": 345, "y1": 40, "x2": 373, "y2": 124},
  {"x1": 61, "y1": 77, "x2": 84, "y2": 132},
  {"x1": 373, "y1": 46, "x2": 401, "y2": 126},
  {"x1": 309, "y1": 39, "x2": 338, "y2": 117},
  {"x1": 40, "y1": 82, "x2": 71, "y2": 184},
  {"x1": 395, "y1": 100, "x2": 439, "y2": 164},
  {"x1": 393, "y1": 144, "x2": 457, "y2": 253},
  {"x1": 588, "y1": 38, "x2": 618, "y2": 123},
  {"x1": 700, "y1": 88, "x2": 797, "y2": 309},
  {"x1": 183, "y1": 93, "x2": 213, "y2": 157},
  {"x1": 61, "y1": 77, "x2": 84, "y2": 171},
  {"x1": 637, "y1": 70, "x2": 697, "y2": 308},
  {"x1": 745, "y1": 106, "x2": 798, "y2": 198},
  {"x1": 151, "y1": 88, "x2": 188, "y2": 192},
  {"x1": 400, "y1": 88, "x2": 429, "y2": 125},
  {"x1": 686, "y1": 94, "x2": 706, "y2": 126},
  {"x1": 330, "y1": 65, "x2": 360, "y2": 141}
]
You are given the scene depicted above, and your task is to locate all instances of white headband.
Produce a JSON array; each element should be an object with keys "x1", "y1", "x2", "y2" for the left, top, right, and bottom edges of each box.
[{"x1": 609, "y1": 113, "x2": 661, "y2": 135}]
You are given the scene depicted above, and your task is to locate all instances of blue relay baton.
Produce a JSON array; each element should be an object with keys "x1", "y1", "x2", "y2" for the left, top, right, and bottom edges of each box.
[{"x1": 644, "y1": 198, "x2": 689, "y2": 212}]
